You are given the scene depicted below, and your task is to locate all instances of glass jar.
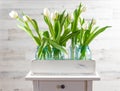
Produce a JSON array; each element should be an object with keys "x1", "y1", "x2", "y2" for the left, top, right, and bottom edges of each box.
[
  {"x1": 69, "y1": 45, "x2": 92, "y2": 60},
  {"x1": 52, "y1": 48, "x2": 64, "y2": 60},
  {"x1": 35, "y1": 46, "x2": 64, "y2": 60},
  {"x1": 79, "y1": 45, "x2": 92, "y2": 60}
]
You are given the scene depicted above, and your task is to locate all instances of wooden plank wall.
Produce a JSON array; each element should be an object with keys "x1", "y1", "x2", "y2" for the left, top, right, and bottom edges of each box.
[{"x1": 0, "y1": 0, "x2": 120, "y2": 91}]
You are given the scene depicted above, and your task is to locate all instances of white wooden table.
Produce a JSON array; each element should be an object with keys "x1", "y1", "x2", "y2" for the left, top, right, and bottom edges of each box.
[{"x1": 25, "y1": 71, "x2": 100, "y2": 91}]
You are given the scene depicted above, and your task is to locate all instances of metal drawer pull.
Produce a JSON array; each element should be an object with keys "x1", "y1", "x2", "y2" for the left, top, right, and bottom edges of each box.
[
  {"x1": 57, "y1": 84, "x2": 65, "y2": 89},
  {"x1": 60, "y1": 84, "x2": 65, "y2": 89}
]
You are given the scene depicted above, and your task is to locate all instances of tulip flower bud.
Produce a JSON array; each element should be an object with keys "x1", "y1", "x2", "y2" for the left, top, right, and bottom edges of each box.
[
  {"x1": 54, "y1": 10, "x2": 58, "y2": 17},
  {"x1": 51, "y1": 13, "x2": 55, "y2": 20},
  {"x1": 23, "y1": 15, "x2": 30, "y2": 22},
  {"x1": 68, "y1": 13, "x2": 73, "y2": 21},
  {"x1": 43, "y1": 8, "x2": 50, "y2": 17},
  {"x1": 9, "y1": 10, "x2": 18, "y2": 19},
  {"x1": 81, "y1": 6, "x2": 86, "y2": 12},
  {"x1": 82, "y1": 21, "x2": 88, "y2": 30},
  {"x1": 92, "y1": 19, "x2": 96, "y2": 25},
  {"x1": 51, "y1": 10, "x2": 58, "y2": 20},
  {"x1": 64, "y1": 11, "x2": 68, "y2": 17}
]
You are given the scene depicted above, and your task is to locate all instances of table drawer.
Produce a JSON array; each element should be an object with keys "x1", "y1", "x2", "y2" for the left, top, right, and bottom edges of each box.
[{"x1": 34, "y1": 81, "x2": 86, "y2": 91}]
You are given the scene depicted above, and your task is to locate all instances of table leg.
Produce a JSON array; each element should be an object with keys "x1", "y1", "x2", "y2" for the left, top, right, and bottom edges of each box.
[
  {"x1": 33, "y1": 80, "x2": 39, "y2": 91},
  {"x1": 84, "y1": 80, "x2": 92, "y2": 91}
]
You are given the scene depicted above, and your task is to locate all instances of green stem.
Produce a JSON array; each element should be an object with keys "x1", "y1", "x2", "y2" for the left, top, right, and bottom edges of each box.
[
  {"x1": 71, "y1": 37, "x2": 75, "y2": 60},
  {"x1": 80, "y1": 46, "x2": 87, "y2": 60},
  {"x1": 53, "y1": 48, "x2": 61, "y2": 60}
]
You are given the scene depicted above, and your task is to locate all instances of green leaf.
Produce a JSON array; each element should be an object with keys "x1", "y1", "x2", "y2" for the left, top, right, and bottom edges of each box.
[
  {"x1": 33, "y1": 36, "x2": 41, "y2": 45},
  {"x1": 29, "y1": 19, "x2": 41, "y2": 40},
  {"x1": 78, "y1": 29, "x2": 85, "y2": 45},
  {"x1": 55, "y1": 21, "x2": 61, "y2": 42},
  {"x1": 88, "y1": 20, "x2": 93, "y2": 33},
  {"x1": 60, "y1": 30, "x2": 80, "y2": 45},
  {"x1": 59, "y1": 10, "x2": 66, "y2": 24},
  {"x1": 45, "y1": 38, "x2": 67, "y2": 54},
  {"x1": 64, "y1": 17, "x2": 70, "y2": 29},
  {"x1": 84, "y1": 30, "x2": 90, "y2": 44},
  {"x1": 59, "y1": 10, "x2": 67, "y2": 28},
  {"x1": 32, "y1": 19, "x2": 39, "y2": 32},
  {"x1": 72, "y1": 5, "x2": 82, "y2": 32},
  {"x1": 85, "y1": 26, "x2": 111, "y2": 45},
  {"x1": 72, "y1": 9, "x2": 78, "y2": 32},
  {"x1": 37, "y1": 40, "x2": 46, "y2": 58},
  {"x1": 43, "y1": 31, "x2": 50, "y2": 38},
  {"x1": 91, "y1": 26, "x2": 99, "y2": 34},
  {"x1": 79, "y1": 17, "x2": 85, "y2": 26},
  {"x1": 44, "y1": 16, "x2": 55, "y2": 38},
  {"x1": 77, "y1": 3, "x2": 82, "y2": 16},
  {"x1": 61, "y1": 28, "x2": 71, "y2": 41},
  {"x1": 54, "y1": 21, "x2": 58, "y2": 38}
]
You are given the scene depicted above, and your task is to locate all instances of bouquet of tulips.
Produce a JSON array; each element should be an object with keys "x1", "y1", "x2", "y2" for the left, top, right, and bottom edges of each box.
[{"x1": 9, "y1": 3, "x2": 111, "y2": 60}]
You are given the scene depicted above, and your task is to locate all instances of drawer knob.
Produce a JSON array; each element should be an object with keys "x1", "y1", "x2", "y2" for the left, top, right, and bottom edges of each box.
[{"x1": 60, "y1": 84, "x2": 65, "y2": 89}]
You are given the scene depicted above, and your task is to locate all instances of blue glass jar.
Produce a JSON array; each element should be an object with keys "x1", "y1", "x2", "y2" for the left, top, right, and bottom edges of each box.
[
  {"x1": 69, "y1": 45, "x2": 92, "y2": 60},
  {"x1": 35, "y1": 46, "x2": 64, "y2": 60},
  {"x1": 78, "y1": 45, "x2": 92, "y2": 60}
]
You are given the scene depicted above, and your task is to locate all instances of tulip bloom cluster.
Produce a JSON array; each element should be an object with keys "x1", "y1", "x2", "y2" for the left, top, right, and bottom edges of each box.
[{"x1": 9, "y1": 3, "x2": 111, "y2": 60}]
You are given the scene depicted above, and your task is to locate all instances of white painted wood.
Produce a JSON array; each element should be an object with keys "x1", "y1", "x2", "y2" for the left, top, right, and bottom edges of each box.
[
  {"x1": 33, "y1": 80, "x2": 39, "y2": 91},
  {"x1": 26, "y1": 72, "x2": 98, "y2": 91},
  {"x1": 32, "y1": 80, "x2": 94, "y2": 91},
  {"x1": 25, "y1": 71, "x2": 100, "y2": 81},
  {"x1": 38, "y1": 81, "x2": 85, "y2": 91},
  {"x1": 31, "y1": 60, "x2": 96, "y2": 74},
  {"x1": 87, "y1": 81, "x2": 92, "y2": 91}
]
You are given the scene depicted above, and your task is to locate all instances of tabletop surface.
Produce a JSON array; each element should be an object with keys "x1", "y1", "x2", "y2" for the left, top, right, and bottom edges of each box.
[{"x1": 25, "y1": 71, "x2": 100, "y2": 81}]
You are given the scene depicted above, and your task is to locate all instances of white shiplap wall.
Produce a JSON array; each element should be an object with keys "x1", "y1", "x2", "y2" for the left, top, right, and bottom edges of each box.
[{"x1": 0, "y1": 0, "x2": 120, "y2": 91}]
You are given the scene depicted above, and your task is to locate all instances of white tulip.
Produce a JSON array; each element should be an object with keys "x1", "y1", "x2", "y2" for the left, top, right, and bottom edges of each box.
[
  {"x1": 68, "y1": 13, "x2": 73, "y2": 21},
  {"x1": 51, "y1": 10, "x2": 58, "y2": 20},
  {"x1": 9, "y1": 10, "x2": 18, "y2": 19},
  {"x1": 51, "y1": 13, "x2": 55, "y2": 20},
  {"x1": 55, "y1": 11, "x2": 59, "y2": 18},
  {"x1": 23, "y1": 15, "x2": 30, "y2": 22},
  {"x1": 54, "y1": 10, "x2": 58, "y2": 16},
  {"x1": 64, "y1": 11, "x2": 68, "y2": 17},
  {"x1": 92, "y1": 18, "x2": 96, "y2": 25},
  {"x1": 43, "y1": 8, "x2": 50, "y2": 17},
  {"x1": 82, "y1": 21, "x2": 88, "y2": 30},
  {"x1": 81, "y1": 6, "x2": 86, "y2": 12}
]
